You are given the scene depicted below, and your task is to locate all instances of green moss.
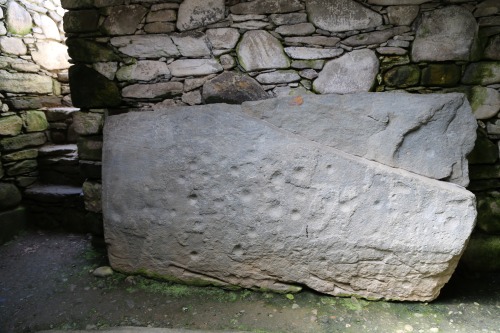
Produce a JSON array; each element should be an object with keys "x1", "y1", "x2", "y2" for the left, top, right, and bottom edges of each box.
[{"x1": 470, "y1": 86, "x2": 488, "y2": 111}]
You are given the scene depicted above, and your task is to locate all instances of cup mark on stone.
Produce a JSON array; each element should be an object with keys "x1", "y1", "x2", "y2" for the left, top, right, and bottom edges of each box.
[
  {"x1": 232, "y1": 244, "x2": 244, "y2": 256},
  {"x1": 291, "y1": 208, "x2": 301, "y2": 221}
]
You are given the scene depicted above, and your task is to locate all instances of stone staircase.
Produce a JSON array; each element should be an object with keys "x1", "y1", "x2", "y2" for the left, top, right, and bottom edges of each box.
[{"x1": 23, "y1": 107, "x2": 102, "y2": 234}]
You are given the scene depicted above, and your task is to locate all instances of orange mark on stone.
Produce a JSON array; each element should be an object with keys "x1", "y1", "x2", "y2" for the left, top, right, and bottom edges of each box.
[{"x1": 289, "y1": 96, "x2": 304, "y2": 106}]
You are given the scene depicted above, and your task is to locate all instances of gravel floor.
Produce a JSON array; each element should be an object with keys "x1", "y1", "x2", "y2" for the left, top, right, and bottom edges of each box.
[{"x1": 0, "y1": 229, "x2": 499, "y2": 333}]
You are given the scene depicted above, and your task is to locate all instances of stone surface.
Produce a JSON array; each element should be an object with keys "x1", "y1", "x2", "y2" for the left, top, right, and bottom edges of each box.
[
  {"x1": 93, "y1": 266, "x2": 113, "y2": 277},
  {"x1": 22, "y1": 111, "x2": 48, "y2": 132},
  {"x1": 270, "y1": 13, "x2": 307, "y2": 25},
  {"x1": 412, "y1": 6, "x2": 478, "y2": 62},
  {"x1": 202, "y1": 72, "x2": 268, "y2": 104},
  {"x1": 103, "y1": 102, "x2": 476, "y2": 301},
  {"x1": 255, "y1": 70, "x2": 301, "y2": 84},
  {"x1": 83, "y1": 180, "x2": 102, "y2": 213},
  {"x1": 63, "y1": 9, "x2": 99, "y2": 33},
  {"x1": 484, "y1": 35, "x2": 500, "y2": 61},
  {"x1": 101, "y1": 5, "x2": 147, "y2": 36},
  {"x1": 462, "y1": 62, "x2": 500, "y2": 85},
  {"x1": 474, "y1": 0, "x2": 500, "y2": 17},
  {"x1": 384, "y1": 65, "x2": 420, "y2": 87},
  {"x1": 237, "y1": 30, "x2": 290, "y2": 71},
  {"x1": 306, "y1": 0, "x2": 383, "y2": 33},
  {"x1": 171, "y1": 32, "x2": 211, "y2": 57},
  {"x1": 77, "y1": 136, "x2": 103, "y2": 161},
  {"x1": 368, "y1": 0, "x2": 430, "y2": 3},
  {"x1": 66, "y1": 38, "x2": 121, "y2": 63},
  {"x1": 387, "y1": 5, "x2": 419, "y2": 26},
  {"x1": 206, "y1": 28, "x2": 239, "y2": 50},
  {"x1": 0, "y1": 115, "x2": 23, "y2": 136},
  {"x1": 116, "y1": 61, "x2": 171, "y2": 82},
  {"x1": 468, "y1": 129, "x2": 498, "y2": 165},
  {"x1": 469, "y1": 86, "x2": 500, "y2": 120},
  {"x1": 0, "y1": 182, "x2": 22, "y2": 210},
  {"x1": 275, "y1": 23, "x2": 316, "y2": 36},
  {"x1": 69, "y1": 65, "x2": 121, "y2": 108},
  {"x1": 73, "y1": 112, "x2": 104, "y2": 135},
  {"x1": 177, "y1": 0, "x2": 225, "y2": 31},
  {"x1": 242, "y1": 93, "x2": 476, "y2": 186},
  {"x1": 284, "y1": 47, "x2": 343, "y2": 60},
  {"x1": 0, "y1": 133, "x2": 47, "y2": 151},
  {"x1": 6, "y1": 159, "x2": 37, "y2": 176},
  {"x1": 313, "y1": 49, "x2": 379, "y2": 94},
  {"x1": 343, "y1": 27, "x2": 410, "y2": 47},
  {"x1": 31, "y1": 41, "x2": 70, "y2": 70},
  {"x1": 230, "y1": 0, "x2": 303, "y2": 15},
  {"x1": 110, "y1": 35, "x2": 180, "y2": 58},
  {"x1": 39, "y1": 14, "x2": 60, "y2": 40},
  {"x1": 6, "y1": 1, "x2": 32, "y2": 35},
  {"x1": 168, "y1": 59, "x2": 223, "y2": 77},
  {"x1": 0, "y1": 36, "x2": 27, "y2": 55},
  {"x1": 421, "y1": 64, "x2": 461, "y2": 87},
  {"x1": 181, "y1": 90, "x2": 202, "y2": 106},
  {"x1": 0, "y1": 70, "x2": 53, "y2": 94},
  {"x1": 476, "y1": 192, "x2": 500, "y2": 234},
  {"x1": 122, "y1": 82, "x2": 183, "y2": 99},
  {"x1": 285, "y1": 36, "x2": 340, "y2": 47}
]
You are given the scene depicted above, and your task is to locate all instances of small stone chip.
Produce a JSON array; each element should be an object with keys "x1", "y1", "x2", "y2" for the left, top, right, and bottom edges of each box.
[{"x1": 93, "y1": 266, "x2": 113, "y2": 277}]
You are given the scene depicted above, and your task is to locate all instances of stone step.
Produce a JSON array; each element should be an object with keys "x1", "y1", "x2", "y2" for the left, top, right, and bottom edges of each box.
[
  {"x1": 38, "y1": 144, "x2": 78, "y2": 157},
  {"x1": 37, "y1": 144, "x2": 82, "y2": 185},
  {"x1": 44, "y1": 107, "x2": 79, "y2": 122},
  {"x1": 24, "y1": 183, "x2": 83, "y2": 203},
  {"x1": 22, "y1": 183, "x2": 100, "y2": 234}
]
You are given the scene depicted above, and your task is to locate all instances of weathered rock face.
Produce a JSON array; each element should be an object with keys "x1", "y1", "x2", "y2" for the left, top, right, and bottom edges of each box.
[
  {"x1": 242, "y1": 93, "x2": 477, "y2": 187},
  {"x1": 306, "y1": 0, "x2": 383, "y2": 33},
  {"x1": 176, "y1": 0, "x2": 224, "y2": 31},
  {"x1": 103, "y1": 94, "x2": 477, "y2": 302},
  {"x1": 313, "y1": 49, "x2": 379, "y2": 94},
  {"x1": 412, "y1": 6, "x2": 478, "y2": 62},
  {"x1": 237, "y1": 30, "x2": 289, "y2": 72},
  {"x1": 202, "y1": 72, "x2": 269, "y2": 104}
]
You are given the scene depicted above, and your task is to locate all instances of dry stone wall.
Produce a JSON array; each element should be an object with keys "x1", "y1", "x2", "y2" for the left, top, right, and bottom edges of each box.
[
  {"x1": 61, "y1": 0, "x2": 500, "y2": 270},
  {"x1": 0, "y1": 0, "x2": 75, "y2": 240}
]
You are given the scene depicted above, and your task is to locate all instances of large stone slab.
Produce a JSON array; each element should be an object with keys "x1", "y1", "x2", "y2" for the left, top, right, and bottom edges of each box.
[
  {"x1": 242, "y1": 93, "x2": 477, "y2": 187},
  {"x1": 103, "y1": 99, "x2": 477, "y2": 302},
  {"x1": 110, "y1": 35, "x2": 180, "y2": 58},
  {"x1": 412, "y1": 6, "x2": 478, "y2": 62},
  {"x1": 230, "y1": 0, "x2": 303, "y2": 15}
]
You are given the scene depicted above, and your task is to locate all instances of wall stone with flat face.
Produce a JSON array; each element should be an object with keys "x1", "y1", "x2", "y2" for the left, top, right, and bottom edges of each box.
[
  {"x1": 412, "y1": 6, "x2": 478, "y2": 62},
  {"x1": 202, "y1": 72, "x2": 269, "y2": 104},
  {"x1": 6, "y1": 1, "x2": 32, "y2": 35},
  {"x1": 0, "y1": 70, "x2": 53, "y2": 94},
  {"x1": 31, "y1": 41, "x2": 70, "y2": 71},
  {"x1": 110, "y1": 35, "x2": 180, "y2": 58},
  {"x1": 306, "y1": 0, "x2": 383, "y2": 33},
  {"x1": 313, "y1": 49, "x2": 379, "y2": 95},
  {"x1": 237, "y1": 30, "x2": 290, "y2": 71},
  {"x1": 177, "y1": 0, "x2": 225, "y2": 31},
  {"x1": 100, "y1": 5, "x2": 148, "y2": 36},
  {"x1": 231, "y1": 0, "x2": 303, "y2": 15}
]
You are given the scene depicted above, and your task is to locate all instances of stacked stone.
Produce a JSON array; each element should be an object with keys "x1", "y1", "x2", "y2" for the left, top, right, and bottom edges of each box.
[
  {"x1": 63, "y1": 0, "x2": 500, "y2": 269},
  {"x1": 0, "y1": 0, "x2": 74, "y2": 242}
]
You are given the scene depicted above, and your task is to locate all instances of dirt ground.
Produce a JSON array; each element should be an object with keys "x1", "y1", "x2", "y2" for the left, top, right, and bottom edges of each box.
[{"x1": 1, "y1": 229, "x2": 499, "y2": 333}]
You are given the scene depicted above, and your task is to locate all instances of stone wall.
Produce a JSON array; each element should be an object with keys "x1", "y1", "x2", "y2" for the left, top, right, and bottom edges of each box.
[
  {"x1": 0, "y1": 0, "x2": 75, "y2": 240},
  {"x1": 63, "y1": 0, "x2": 500, "y2": 269}
]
